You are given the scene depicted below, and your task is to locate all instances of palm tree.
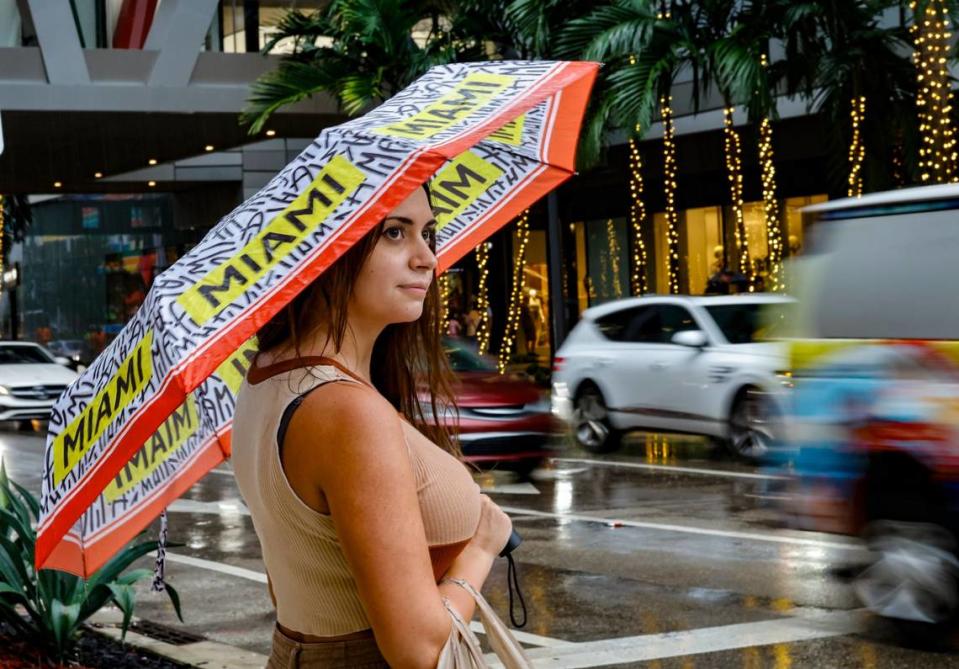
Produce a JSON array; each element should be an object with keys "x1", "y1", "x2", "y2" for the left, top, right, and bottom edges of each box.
[
  {"x1": 241, "y1": 0, "x2": 488, "y2": 132},
  {"x1": 558, "y1": 0, "x2": 771, "y2": 293},
  {"x1": 744, "y1": 1, "x2": 916, "y2": 194}
]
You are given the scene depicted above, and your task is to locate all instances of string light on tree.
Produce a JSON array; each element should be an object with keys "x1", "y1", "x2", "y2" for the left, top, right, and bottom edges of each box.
[
  {"x1": 723, "y1": 107, "x2": 750, "y2": 277},
  {"x1": 498, "y1": 211, "x2": 530, "y2": 374},
  {"x1": 759, "y1": 118, "x2": 784, "y2": 292},
  {"x1": 848, "y1": 95, "x2": 866, "y2": 197},
  {"x1": 910, "y1": 0, "x2": 958, "y2": 183},
  {"x1": 474, "y1": 242, "x2": 492, "y2": 355},
  {"x1": 628, "y1": 133, "x2": 650, "y2": 295},
  {"x1": 438, "y1": 272, "x2": 451, "y2": 332},
  {"x1": 606, "y1": 219, "x2": 624, "y2": 299},
  {"x1": 661, "y1": 96, "x2": 681, "y2": 294}
]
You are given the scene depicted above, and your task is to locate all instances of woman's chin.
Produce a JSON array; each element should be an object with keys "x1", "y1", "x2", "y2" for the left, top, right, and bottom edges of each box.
[{"x1": 387, "y1": 306, "x2": 425, "y2": 325}]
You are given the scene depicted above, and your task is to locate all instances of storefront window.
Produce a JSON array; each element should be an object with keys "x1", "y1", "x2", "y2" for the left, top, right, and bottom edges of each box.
[
  {"x1": 516, "y1": 228, "x2": 550, "y2": 359},
  {"x1": 682, "y1": 206, "x2": 722, "y2": 295},
  {"x1": 653, "y1": 212, "x2": 670, "y2": 294},
  {"x1": 741, "y1": 201, "x2": 770, "y2": 284},
  {"x1": 217, "y1": 1, "x2": 327, "y2": 53},
  {"x1": 18, "y1": 195, "x2": 197, "y2": 347},
  {"x1": 783, "y1": 194, "x2": 827, "y2": 257}
]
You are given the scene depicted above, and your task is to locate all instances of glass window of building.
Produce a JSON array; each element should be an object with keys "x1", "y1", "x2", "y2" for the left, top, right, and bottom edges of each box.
[
  {"x1": 783, "y1": 194, "x2": 827, "y2": 257},
  {"x1": 682, "y1": 206, "x2": 722, "y2": 295},
  {"x1": 217, "y1": 0, "x2": 326, "y2": 53},
  {"x1": 515, "y1": 227, "x2": 550, "y2": 359},
  {"x1": 741, "y1": 201, "x2": 770, "y2": 281},
  {"x1": 1, "y1": 0, "x2": 22, "y2": 47},
  {"x1": 17, "y1": 196, "x2": 198, "y2": 351},
  {"x1": 652, "y1": 212, "x2": 670, "y2": 294}
]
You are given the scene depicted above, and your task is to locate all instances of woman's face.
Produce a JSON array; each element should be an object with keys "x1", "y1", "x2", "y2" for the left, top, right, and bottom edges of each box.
[{"x1": 349, "y1": 187, "x2": 437, "y2": 328}]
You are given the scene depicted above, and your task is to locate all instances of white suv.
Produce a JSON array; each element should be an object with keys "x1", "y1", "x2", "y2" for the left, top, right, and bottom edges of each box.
[{"x1": 551, "y1": 294, "x2": 793, "y2": 458}]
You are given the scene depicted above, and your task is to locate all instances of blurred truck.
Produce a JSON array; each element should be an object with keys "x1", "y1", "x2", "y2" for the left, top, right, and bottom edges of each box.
[{"x1": 784, "y1": 184, "x2": 959, "y2": 642}]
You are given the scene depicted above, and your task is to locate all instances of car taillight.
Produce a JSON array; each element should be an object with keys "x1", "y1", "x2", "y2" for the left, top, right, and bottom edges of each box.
[{"x1": 552, "y1": 356, "x2": 565, "y2": 372}]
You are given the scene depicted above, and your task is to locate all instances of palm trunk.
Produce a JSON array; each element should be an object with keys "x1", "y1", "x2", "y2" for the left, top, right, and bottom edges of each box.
[
  {"x1": 847, "y1": 95, "x2": 866, "y2": 197},
  {"x1": 498, "y1": 211, "x2": 531, "y2": 374},
  {"x1": 911, "y1": 0, "x2": 958, "y2": 183},
  {"x1": 628, "y1": 135, "x2": 650, "y2": 295},
  {"x1": 759, "y1": 118, "x2": 784, "y2": 292},
  {"x1": 475, "y1": 243, "x2": 492, "y2": 355},
  {"x1": 723, "y1": 107, "x2": 750, "y2": 278},
  {"x1": 660, "y1": 97, "x2": 681, "y2": 294}
]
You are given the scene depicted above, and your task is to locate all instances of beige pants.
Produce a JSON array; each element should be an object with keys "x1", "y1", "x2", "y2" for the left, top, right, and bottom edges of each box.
[{"x1": 266, "y1": 625, "x2": 389, "y2": 669}]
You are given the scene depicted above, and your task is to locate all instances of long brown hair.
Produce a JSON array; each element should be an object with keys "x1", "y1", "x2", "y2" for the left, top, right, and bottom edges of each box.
[{"x1": 255, "y1": 201, "x2": 460, "y2": 455}]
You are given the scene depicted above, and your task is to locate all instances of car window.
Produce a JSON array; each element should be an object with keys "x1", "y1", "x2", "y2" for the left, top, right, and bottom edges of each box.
[
  {"x1": 0, "y1": 345, "x2": 56, "y2": 364},
  {"x1": 705, "y1": 303, "x2": 793, "y2": 344},
  {"x1": 595, "y1": 307, "x2": 645, "y2": 342},
  {"x1": 626, "y1": 305, "x2": 697, "y2": 343}
]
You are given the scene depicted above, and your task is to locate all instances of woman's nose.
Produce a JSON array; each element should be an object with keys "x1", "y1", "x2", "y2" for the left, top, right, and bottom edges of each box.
[{"x1": 412, "y1": 236, "x2": 437, "y2": 271}]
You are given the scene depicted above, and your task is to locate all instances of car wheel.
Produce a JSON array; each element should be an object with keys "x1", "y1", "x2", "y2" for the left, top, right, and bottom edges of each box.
[
  {"x1": 573, "y1": 384, "x2": 621, "y2": 454},
  {"x1": 727, "y1": 389, "x2": 773, "y2": 461},
  {"x1": 854, "y1": 520, "x2": 959, "y2": 646}
]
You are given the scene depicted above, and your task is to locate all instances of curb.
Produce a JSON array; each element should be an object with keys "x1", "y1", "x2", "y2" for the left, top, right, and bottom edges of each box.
[{"x1": 88, "y1": 609, "x2": 269, "y2": 669}]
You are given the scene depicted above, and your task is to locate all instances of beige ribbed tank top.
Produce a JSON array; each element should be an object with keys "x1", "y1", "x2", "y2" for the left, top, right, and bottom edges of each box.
[{"x1": 231, "y1": 357, "x2": 482, "y2": 637}]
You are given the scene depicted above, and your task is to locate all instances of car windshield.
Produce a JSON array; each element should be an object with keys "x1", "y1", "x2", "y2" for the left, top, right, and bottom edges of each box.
[
  {"x1": 705, "y1": 302, "x2": 793, "y2": 344},
  {"x1": 0, "y1": 345, "x2": 56, "y2": 364},
  {"x1": 443, "y1": 340, "x2": 496, "y2": 372}
]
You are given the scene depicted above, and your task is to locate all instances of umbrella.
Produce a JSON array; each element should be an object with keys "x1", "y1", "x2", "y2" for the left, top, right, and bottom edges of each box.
[{"x1": 36, "y1": 60, "x2": 599, "y2": 576}]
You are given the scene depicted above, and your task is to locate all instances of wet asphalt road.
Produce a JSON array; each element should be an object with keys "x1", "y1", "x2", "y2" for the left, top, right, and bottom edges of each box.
[{"x1": 5, "y1": 426, "x2": 959, "y2": 668}]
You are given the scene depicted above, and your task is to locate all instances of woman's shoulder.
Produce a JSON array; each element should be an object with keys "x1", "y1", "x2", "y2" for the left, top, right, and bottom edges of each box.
[{"x1": 288, "y1": 380, "x2": 403, "y2": 446}]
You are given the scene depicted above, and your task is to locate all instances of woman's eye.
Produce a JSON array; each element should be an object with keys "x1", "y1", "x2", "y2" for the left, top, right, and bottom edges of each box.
[
  {"x1": 384, "y1": 227, "x2": 402, "y2": 240},
  {"x1": 423, "y1": 229, "x2": 435, "y2": 241}
]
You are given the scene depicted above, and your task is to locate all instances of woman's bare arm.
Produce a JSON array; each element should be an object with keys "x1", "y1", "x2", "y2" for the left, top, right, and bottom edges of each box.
[{"x1": 286, "y1": 383, "x2": 503, "y2": 669}]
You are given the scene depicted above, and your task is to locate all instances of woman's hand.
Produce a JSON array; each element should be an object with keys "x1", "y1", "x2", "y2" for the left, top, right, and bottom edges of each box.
[{"x1": 467, "y1": 494, "x2": 513, "y2": 558}]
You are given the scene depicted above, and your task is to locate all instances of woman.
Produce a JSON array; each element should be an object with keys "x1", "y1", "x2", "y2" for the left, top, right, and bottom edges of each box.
[{"x1": 231, "y1": 184, "x2": 513, "y2": 668}]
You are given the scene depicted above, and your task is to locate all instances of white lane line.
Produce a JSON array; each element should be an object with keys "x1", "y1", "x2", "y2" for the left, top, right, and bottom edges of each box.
[
  {"x1": 162, "y1": 551, "x2": 267, "y2": 584},
  {"x1": 498, "y1": 506, "x2": 862, "y2": 552},
  {"x1": 486, "y1": 611, "x2": 861, "y2": 668},
  {"x1": 208, "y1": 468, "x2": 234, "y2": 477},
  {"x1": 165, "y1": 497, "x2": 858, "y2": 552},
  {"x1": 468, "y1": 621, "x2": 574, "y2": 649},
  {"x1": 168, "y1": 499, "x2": 250, "y2": 515},
  {"x1": 553, "y1": 458, "x2": 789, "y2": 481},
  {"x1": 159, "y1": 551, "x2": 568, "y2": 648}
]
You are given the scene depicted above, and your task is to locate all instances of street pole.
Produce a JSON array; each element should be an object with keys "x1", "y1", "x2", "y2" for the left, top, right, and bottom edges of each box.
[{"x1": 546, "y1": 192, "x2": 567, "y2": 355}]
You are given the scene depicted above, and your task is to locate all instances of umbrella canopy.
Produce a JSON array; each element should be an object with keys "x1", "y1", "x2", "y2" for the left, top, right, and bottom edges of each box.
[{"x1": 37, "y1": 60, "x2": 599, "y2": 576}]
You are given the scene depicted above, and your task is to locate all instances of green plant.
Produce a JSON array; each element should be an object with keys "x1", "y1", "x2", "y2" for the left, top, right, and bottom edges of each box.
[{"x1": 0, "y1": 461, "x2": 183, "y2": 659}]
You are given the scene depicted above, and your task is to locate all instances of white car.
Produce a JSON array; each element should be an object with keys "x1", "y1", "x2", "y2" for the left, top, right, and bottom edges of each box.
[
  {"x1": 0, "y1": 341, "x2": 79, "y2": 422},
  {"x1": 551, "y1": 294, "x2": 794, "y2": 458}
]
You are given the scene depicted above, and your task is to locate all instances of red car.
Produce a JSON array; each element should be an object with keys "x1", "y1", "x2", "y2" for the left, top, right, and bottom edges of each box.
[{"x1": 421, "y1": 339, "x2": 558, "y2": 478}]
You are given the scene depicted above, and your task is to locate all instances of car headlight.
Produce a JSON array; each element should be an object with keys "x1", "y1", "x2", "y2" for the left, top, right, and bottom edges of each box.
[
  {"x1": 0, "y1": 386, "x2": 10, "y2": 396},
  {"x1": 775, "y1": 370, "x2": 794, "y2": 388}
]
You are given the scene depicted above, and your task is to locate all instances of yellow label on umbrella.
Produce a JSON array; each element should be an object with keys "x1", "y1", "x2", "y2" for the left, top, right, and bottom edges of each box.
[
  {"x1": 178, "y1": 156, "x2": 365, "y2": 326},
  {"x1": 103, "y1": 394, "x2": 199, "y2": 502},
  {"x1": 216, "y1": 337, "x2": 259, "y2": 395},
  {"x1": 374, "y1": 73, "x2": 514, "y2": 140},
  {"x1": 486, "y1": 114, "x2": 526, "y2": 145},
  {"x1": 431, "y1": 151, "x2": 503, "y2": 231},
  {"x1": 53, "y1": 331, "x2": 154, "y2": 487}
]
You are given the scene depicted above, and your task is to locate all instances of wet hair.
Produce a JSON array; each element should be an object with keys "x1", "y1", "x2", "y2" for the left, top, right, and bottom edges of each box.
[{"x1": 256, "y1": 184, "x2": 459, "y2": 454}]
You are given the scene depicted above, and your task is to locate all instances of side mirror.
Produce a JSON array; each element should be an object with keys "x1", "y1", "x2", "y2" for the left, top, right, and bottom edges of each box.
[
  {"x1": 672, "y1": 330, "x2": 708, "y2": 349},
  {"x1": 54, "y1": 356, "x2": 71, "y2": 366}
]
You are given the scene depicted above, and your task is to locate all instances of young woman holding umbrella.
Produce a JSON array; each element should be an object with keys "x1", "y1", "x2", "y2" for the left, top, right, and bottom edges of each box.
[{"x1": 231, "y1": 184, "x2": 516, "y2": 668}]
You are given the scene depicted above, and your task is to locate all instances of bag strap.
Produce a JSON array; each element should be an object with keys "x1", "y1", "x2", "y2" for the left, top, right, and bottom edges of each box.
[{"x1": 441, "y1": 578, "x2": 533, "y2": 669}]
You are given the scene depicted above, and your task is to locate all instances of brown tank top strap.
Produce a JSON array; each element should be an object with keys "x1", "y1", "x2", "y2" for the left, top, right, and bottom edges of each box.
[{"x1": 246, "y1": 354, "x2": 374, "y2": 389}]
